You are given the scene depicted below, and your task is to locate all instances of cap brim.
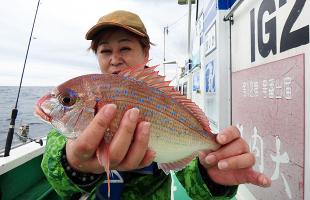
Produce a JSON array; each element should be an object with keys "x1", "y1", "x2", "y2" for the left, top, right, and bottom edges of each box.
[{"x1": 85, "y1": 22, "x2": 147, "y2": 40}]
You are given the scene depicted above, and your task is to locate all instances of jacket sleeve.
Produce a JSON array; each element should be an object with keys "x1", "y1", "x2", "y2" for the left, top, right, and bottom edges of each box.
[
  {"x1": 41, "y1": 129, "x2": 96, "y2": 199},
  {"x1": 119, "y1": 160, "x2": 237, "y2": 200},
  {"x1": 175, "y1": 159, "x2": 238, "y2": 200}
]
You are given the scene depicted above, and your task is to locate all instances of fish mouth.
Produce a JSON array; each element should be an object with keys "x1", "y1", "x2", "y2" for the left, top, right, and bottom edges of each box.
[
  {"x1": 35, "y1": 105, "x2": 52, "y2": 122},
  {"x1": 34, "y1": 94, "x2": 52, "y2": 122}
]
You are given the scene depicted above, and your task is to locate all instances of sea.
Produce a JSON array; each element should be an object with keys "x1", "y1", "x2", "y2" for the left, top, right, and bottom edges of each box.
[{"x1": 0, "y1": 86, "x2": 53, "y2": 151}]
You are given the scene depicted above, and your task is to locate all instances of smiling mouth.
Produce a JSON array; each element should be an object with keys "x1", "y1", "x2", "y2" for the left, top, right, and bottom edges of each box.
[{"x1": 112, "y1": 71, "x2": 121, "y2": 74}]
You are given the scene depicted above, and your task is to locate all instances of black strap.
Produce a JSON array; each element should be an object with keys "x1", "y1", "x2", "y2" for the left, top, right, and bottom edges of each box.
[{"x1": 61, "y1": 146, "x2": 103, "y2": 191}]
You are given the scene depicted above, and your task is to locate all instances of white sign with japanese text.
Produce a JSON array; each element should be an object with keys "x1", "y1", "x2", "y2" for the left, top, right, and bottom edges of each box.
[{"x1": 232, "y1": 54, "x2": 304, "y2": 200}]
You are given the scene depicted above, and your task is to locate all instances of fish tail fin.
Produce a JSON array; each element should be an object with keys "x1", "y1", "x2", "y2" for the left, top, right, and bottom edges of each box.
[
  {"x1": 96, "y1": 142, "x2": 111, "y2": 198},
  {"x1": 158, "y1": 153, "x2": 198, "y2": 174}
]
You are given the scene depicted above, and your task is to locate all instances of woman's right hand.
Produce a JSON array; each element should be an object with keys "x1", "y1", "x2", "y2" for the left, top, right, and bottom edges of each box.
[{"x1": 65, "y1": 104, "x2": 155, "y2": 174}]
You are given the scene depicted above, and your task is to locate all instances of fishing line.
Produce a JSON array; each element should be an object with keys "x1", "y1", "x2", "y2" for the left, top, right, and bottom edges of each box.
[
  {"x1": 4, "y1": 0, "x2": 41, "y2": 157},
  {"x1": 166, "y1": 12, "x2": 188, "y2": 30}
]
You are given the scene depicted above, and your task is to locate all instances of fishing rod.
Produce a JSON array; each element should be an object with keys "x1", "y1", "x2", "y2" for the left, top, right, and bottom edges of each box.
[{"x1": 4, "y1": 0, "x2": 41, "y2": 157}]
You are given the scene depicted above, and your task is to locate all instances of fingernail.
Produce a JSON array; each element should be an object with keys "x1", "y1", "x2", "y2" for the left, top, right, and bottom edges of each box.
[
  {"x1": 218, "y1": 161, "x2": 228, "y2": 169},
  {"x1": 218, "y1": 134, "x2": 226, "y2": 143},
  {"x1": 205, "y1": 154, "x2": 216, "y2": 164},
  {"x1": 262, "y1": 177, "x2": 271, "y2": 187},
  {"x1": 262, "y1": 177, "x2": 268, "y2": 186},
  {"x1": 103, "y1": 104, "x2": 117, "y2": 115},
  {"x1": 143, "y1": 122, "x2": 151, "y2": 135},
  {"x1": 129, "y1": 108, "x2": 139, "y2": 122}
]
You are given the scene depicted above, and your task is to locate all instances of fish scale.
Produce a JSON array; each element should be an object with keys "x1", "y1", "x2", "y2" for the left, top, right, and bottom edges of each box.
[{"x1": 93, "y1": 77, "x2": 202, "y2": 134}]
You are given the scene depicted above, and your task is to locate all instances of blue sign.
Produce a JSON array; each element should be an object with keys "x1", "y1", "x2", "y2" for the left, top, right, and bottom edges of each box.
[
  {"x1": 205, "y1": 60, "x2": 216, "y2": 93},
  {"x1": 217, "y1": 0, "x2": 236, "y2": 10},
  {"x1": 202, "y1": 0, "x2": 236, "y2": 41}
]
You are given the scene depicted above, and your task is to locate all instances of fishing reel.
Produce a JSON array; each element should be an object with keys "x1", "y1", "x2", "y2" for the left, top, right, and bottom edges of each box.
[{"x1": 15, "y1": 124, "x2": 43, "y2": 146}]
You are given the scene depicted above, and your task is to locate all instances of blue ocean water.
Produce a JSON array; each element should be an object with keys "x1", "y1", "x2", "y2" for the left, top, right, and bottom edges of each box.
[{"x1": 0, "y1": 86, "x2": 53, "y2": 150}]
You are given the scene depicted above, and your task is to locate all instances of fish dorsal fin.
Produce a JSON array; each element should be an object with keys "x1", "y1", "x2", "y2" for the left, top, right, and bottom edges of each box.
[
  {"x1": 118, "y1": 65, "x2": 144, "y2": 76},
  {"x1": 119, "y1": 65, "x2": 211, "y2": 132},
  {"x1": 135, "y1": 65, "x2": 159, "y2": 79}
]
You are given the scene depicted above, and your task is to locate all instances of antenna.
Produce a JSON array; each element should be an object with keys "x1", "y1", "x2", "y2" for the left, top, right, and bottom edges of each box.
[{"x1": 4, "y1": 0, "x2": 41, "y2": 157}]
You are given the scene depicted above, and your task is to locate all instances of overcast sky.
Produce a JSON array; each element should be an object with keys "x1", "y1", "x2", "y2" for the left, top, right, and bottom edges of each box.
[{"x1": 0, "y1": 0, "x2": 190, "y2": 86}]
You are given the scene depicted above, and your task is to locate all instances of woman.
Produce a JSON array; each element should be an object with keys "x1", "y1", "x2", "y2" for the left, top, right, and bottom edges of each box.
[{"x1": 41, "y1": 10, "x2": 271, "y2": 200}]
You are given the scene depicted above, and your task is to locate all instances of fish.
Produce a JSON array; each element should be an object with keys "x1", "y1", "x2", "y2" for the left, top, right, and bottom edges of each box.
[{"x1": 35, "y1": 65, "x2": 220, "y2": 196}]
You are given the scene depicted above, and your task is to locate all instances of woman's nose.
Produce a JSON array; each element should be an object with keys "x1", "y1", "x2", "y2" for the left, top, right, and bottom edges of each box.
[{"x1": 110, "y1": 52, "x2": 123, "y2": 66}]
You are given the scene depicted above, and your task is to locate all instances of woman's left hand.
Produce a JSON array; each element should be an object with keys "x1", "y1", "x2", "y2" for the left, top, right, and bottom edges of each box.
[{"x1": 199, "y1": 126, "x2": 271, "y2": 187}]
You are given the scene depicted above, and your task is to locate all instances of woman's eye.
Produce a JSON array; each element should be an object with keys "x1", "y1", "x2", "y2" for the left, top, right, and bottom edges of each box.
[
  {"x1": 120, "y1": 47, "x2": 131, "y2": 52},
  {"x1": 100, "y1": 49, "x2": 112, "y2": 54}
]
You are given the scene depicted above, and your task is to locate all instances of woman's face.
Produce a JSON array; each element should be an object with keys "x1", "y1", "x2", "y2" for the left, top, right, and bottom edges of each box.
[{"x1": 96, "y1": 29, "x2": 149, "y2": 74}]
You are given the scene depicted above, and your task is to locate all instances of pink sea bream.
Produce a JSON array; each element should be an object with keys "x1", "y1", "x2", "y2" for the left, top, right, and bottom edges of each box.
[{"x1": 35, "y1": 65, "x2": 220, "y2": 194}]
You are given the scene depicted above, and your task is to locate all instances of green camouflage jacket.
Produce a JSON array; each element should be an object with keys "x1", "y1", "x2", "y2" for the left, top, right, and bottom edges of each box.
[{"x1": 41, "y1": 129, "x2": 237, "y2": 200}]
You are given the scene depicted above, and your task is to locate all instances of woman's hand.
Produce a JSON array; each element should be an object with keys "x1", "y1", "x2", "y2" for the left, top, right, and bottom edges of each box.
[
  {"x1": 199, "y1": 126, "x2": 271, "y2": 187},
  {"x1": 65, "y1": 104, "x2": 155, "y2": 174}
]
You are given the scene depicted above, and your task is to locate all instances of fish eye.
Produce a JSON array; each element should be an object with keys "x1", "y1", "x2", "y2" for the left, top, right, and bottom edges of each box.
[
  {"x1": 60, "y1": 95, "x2": 76, "y2": 107},
  {"x1": 58, "y1": 88, "x2": 78, "y2": 107},
  {"x1": 63, "y1": 96, "x2": 72, "y2": 104}
]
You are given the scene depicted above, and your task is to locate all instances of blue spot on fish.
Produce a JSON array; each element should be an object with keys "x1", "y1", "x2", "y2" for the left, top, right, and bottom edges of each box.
[
  {"x1": 65, "y1": 88, "x2": 78, "y2": 97},
  {"x1": 201, "y1": 130, "x2": 212, "y2": 137},
  {"x1": 179, "y1": 117, "x2": 186, "y2": 123},
  {"x1": 124, "y1": 90, "x2": 128, "y2": 96},
  {"x1": 90, "y1": 75, "x2": 98, "y2": 81},
  {"x1": 156, "y1": 104, "x2": 161, "y2": 109},
  {"x1": 114, "y1": 89, "x2": 121, "y2": 95},
  {"x1": 131, "y1": 91, "x2": 137, "y2": 97},
  {"x1": 145, "y1": 111, "x2": 153, "y2": 117},
  {"x1": 169, "y1": 127, "x2": 176, "y2": 132},
  {"x1": 150, "y1": 87, "x2": 163, "y2": 95},
  {"x1": 163, "y1": 105, "x2": 169, "y2": 111},
  {"x1": 147, "y1": 96, "x2": 153, "y2": 102},
  {"x1": 63, "y1": 106, "x2": 70, "y2": 112},
  {"x1": 160, "y1": 118, "x2": 170, "y2": 123},
  {"x1": 139, "y1": 98, "x2": 145, "y2": 103},
  {"x1": 171, "y1": 111, "x2": 176, "y2": 116}
]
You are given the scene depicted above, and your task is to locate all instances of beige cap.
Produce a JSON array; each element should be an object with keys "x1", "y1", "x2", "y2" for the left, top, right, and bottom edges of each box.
[{"x1": 85, "y1": 10, "x2": 149, "y2": 40}]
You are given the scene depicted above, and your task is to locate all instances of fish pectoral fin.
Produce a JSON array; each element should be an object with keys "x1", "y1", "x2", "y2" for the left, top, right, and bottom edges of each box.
[
  {"x1": 96, "y1": 142, "x2": 111, "y2": 198},
  {"x1": 158, "y1": 153, "x2": 197, "y2": 174}
]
